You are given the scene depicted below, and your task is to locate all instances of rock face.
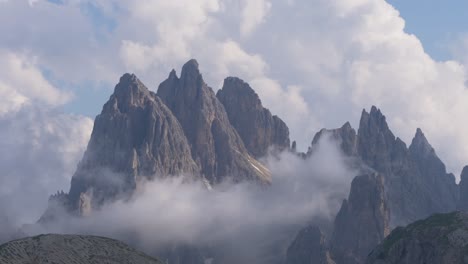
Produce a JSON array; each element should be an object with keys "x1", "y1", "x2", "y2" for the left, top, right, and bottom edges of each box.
[
  {"x1": 458, "y1": 166, "x2": 468, "y2": 211},
  {"x1": 68, "y1": 73, "x2": 199, "y2": 210},
  {"x1": 310, "y1": 122, "x2": 358, "y2": 156},
  {"x1": 157, "y1": 60, "x2": 270, "y2": 184},
  {"x1": 357, "y1": 106, "x2": 457, "y2": 226},
  {"x1": 367, "y1": 212, "x2": 468, "y2": 264},
  {"x1": 216, "y1": 77, "x2": 290, "y2": 158},
  {"x1": 286, "y1": 226, "x2": 335, "y2": 264},
  {"x1": 331, "y1": 173, "x2": 390, "y2": 264},
  {"x1": 409, "y1": 128, "x2": 458, "y2": 211},
  {"x1": 0, "y1": 234, "x2": 163, "y2": 264}
]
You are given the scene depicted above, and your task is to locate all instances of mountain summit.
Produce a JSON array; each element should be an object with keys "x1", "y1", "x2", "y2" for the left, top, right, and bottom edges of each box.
[{"x1": 47, "y1": 59, "x2": 278, "y2": 215}]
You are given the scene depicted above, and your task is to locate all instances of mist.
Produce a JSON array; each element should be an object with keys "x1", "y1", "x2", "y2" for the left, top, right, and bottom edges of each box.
[{"x1": 3, "y1": 133, "x2": 358, "y2": 263}]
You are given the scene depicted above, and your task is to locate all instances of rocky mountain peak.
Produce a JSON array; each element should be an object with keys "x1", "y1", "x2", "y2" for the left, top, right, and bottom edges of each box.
[
  {"x1": 106, "y1": 73, "x2": 153, "y2": 114},
  {"x1": 217, "y1": 76, "x2": 290, "y2": 158},
  {"x1": 409, "y1": 128, "x2": 435, "y2": 157},
  {"x1": 357, "y1": 106, "x2": 398, "y2": 175},
  {"x1": 180, "y1": 59, "x2": 201, "y2": 83},
  {"x1": 157, "y1": 59, "x2": 271, "y2": 183},
  {"x1": 331, "y1": 173, "x2": 390, "y2": 264},
  {"x1": 221, "y1": 77, "x2": 263, "y2": 109},
  {"x1": 310, "y1": 122, "x2": 358, "y2": 156},
  {"x1": 67, "y1": 72, "x2": 200, "y2": 212}
]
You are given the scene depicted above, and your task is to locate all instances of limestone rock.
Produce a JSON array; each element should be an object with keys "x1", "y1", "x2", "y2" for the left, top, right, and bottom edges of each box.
[
  {"x1": 310, "y1": 122, "x2": 358, "y2": 156},
  {"x1": 68, "y1": 73, "x2": 199, "y2": 210},
  {"x1": 286, "y1": 225, "x2": 335, "y2": 264},
  {"x1": 216, "y1": 77, "x2": 290, "y2": 158},
  {"x1": 409, "y1": 128, "x2": 458, "y2": 213},
  {"x1": 367, "y1": 212, "x2": 468, "y2": 264},
  {"x1": 0, "y1": 234, "x2": 163, "y2": 264},
  {"x1": 357, "y1": 106, "x2": 456, "y2": 226},
  {"x1": 157, "y1": 60, "x2": 270, "y2": 184},
  {"x1": 458, "y1": 166, "x2": 468, "y2": 211},
  {"x1": 331, "y1": 173, "x2": 390, "y2": 264}
]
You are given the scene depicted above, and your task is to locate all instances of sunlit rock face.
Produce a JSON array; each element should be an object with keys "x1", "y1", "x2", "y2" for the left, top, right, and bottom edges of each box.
[
  {"x1": 157, "y1": 59, "x2": 270, "y2": 184},
  {"x1": 68, "y1": 72, "x2": 199, "y2": 211},
  {"x1": 217, "y1": 76, "x2": 290, "y2": 158}
]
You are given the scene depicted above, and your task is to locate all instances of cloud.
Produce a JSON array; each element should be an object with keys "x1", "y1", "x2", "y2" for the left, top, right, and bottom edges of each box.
[
  {"x1": 0, "y1": 50, "x2": 93, "y2": 226},
  {"x1": 239, "y1": 0, "x2": 271, "y2": 37},
  {"x1": 1, "y1": 0, "x2": 468, "y2": 238},
  {"x1": 24, "y1": 134, "x2": 357, "y2": 263}
]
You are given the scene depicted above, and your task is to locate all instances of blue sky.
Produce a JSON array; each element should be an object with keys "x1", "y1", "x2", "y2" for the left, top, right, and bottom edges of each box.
[{"x1": 388, "y1": 0, "x2": 468, "y2": 61}]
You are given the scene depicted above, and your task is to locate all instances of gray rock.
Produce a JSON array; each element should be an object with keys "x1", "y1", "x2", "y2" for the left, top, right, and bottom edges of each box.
[
  {"x1": 286, "y1": 225, "x2": 335, "y2": 264},
  {"x1": 68, "y1": 73, "x2": 199, "y2": 211},
  {"x1": 409, "y1": 128, "x2": 458, "y2": 213},
  {"x1": 310, "y1": 122, "x2": 358, "y2": 156},
  {"x1": 331, "y1": 173, "x2": 390, "y2": 264},
  {"x1": 157, "y1": 60, "x2": 271, "y2": 184},
  {"x1": 216, "y1": 77, "x2": 290, "y2": 158},
  {"x1": 458, "y1": 166, "x2": 468, "y2": 211},
  {"x1": 367, "y1": 212, "x2": 468, "y2": 264},
  {"x1": 0, "y1": 234, "x2": 163, "y2": 264},
  {"x1": 357, "y1": 106, "x2": 457, "y2": 226}
]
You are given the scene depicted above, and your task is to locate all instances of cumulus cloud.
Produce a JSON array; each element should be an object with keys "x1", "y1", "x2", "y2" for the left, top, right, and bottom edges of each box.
[
  {"x1": 239, "y1": 0, "x2": 271, "y2": 37},
  {"x1": 0, "y1": 50, "x2": 71, "y2": 115},
  {"x1": 0, "y1": 49, "x2": 93, "y2": 226}
]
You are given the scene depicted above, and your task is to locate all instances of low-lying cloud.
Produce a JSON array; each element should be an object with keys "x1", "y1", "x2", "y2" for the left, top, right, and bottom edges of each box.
[{"x1": 10, "y1": 134, "x2": 357, "y2": 263}]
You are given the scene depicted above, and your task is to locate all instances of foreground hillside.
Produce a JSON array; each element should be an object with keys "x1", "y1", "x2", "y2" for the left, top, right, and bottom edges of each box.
[
  {"x1": 0, "y1": 234, "x2": 162, "y2": 264},
  {"x1": 367, "y1": 212, "x2": 468, "y2": 264}
]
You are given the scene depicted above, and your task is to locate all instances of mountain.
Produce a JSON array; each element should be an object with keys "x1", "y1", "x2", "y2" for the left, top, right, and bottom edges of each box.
[
  {"x1": 357, "y1": 106, "x2": 457, "y2": 226},
  {"x1": 33, "y1": 59, "x2": 467, "y2": 264},
  {"x1": 287, "y1": 106, "x2": 461, "y2": 264},
  {"x1": 367, "y1": 212, "x2": 468, "y2": 264},
  {"x1": 41, "y1": 60, "x2": 275, "y2": 216},
  {"x1": 0, "y1": 234, "x2": 163, "y2": 264},
  {"x1": 216, "y1": 76, "x2": 290, "y2": 158},
  {"x1": 286, "y1": 225, "x2": 335, "y2": 264},
  {"x1": 330, "y1": 173, "x2": 390, "y2": 264},
  {"x1": 309, "y1": 122, "x2": 358, "y2": 157},
  {"x1": 157, "y1": 60, "x2": 270, "y2": 184},
  {"x1": 68, "y1": 73, "x2": 200, "y2": 212},
  {"x1": 458, "y1": 166, "x2": 468, "y2": 210}
]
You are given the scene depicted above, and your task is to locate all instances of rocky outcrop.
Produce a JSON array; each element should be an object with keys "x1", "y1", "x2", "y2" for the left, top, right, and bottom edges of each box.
[
  {"x1": 0, "y1": 234, "x2": 163, "y2": 264},
  {"x1": 409, "y1": 128, "x2": 458, "y2": 212},
  {"x1": 310, "y1": 122, "x2": 358, "y2": 156},
  {"x1": 458, "y1": 166, "x2": 468, "y2": 211},
  {"x1": 216, "y1": 77, "x2": 290, "y2": 158},
  {"x1": 357, "y1": 106, "x2": 457, "y2": 226},
  {"x1": 157, "y1": 60, "x2": 270, "y2": 184},
  {"x1": 286, "y1": 225, "x2": 335, "y2": 264},
  {"x1": 68, "y1": 73, "x2": 199, "y2": 211},
  {"x1": 367, "y1": 212, "x2": 468, "y2": 264},
  {"x1": 331, "y1": 173, "x2": 390, "y2": 264}
]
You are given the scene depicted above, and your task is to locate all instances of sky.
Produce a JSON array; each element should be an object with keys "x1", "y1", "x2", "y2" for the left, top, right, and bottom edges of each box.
[{"x1": 1, "y1": 0, "x2": 468, "y2": 225}]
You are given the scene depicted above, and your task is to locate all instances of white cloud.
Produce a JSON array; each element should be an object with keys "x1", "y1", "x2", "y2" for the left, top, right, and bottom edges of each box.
[
  {"x1": 0, "y1": 50, "x2": 93, "y2": 225},
  {"x1": 25, "y1": 135, "x2": 357, "y2": 263},
  {"x1": 239, "y1": 0, "x2": 271, "y2": 37},
  {"x1": 0, "y1": 50, "x2": 71, "y2": 115}
]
